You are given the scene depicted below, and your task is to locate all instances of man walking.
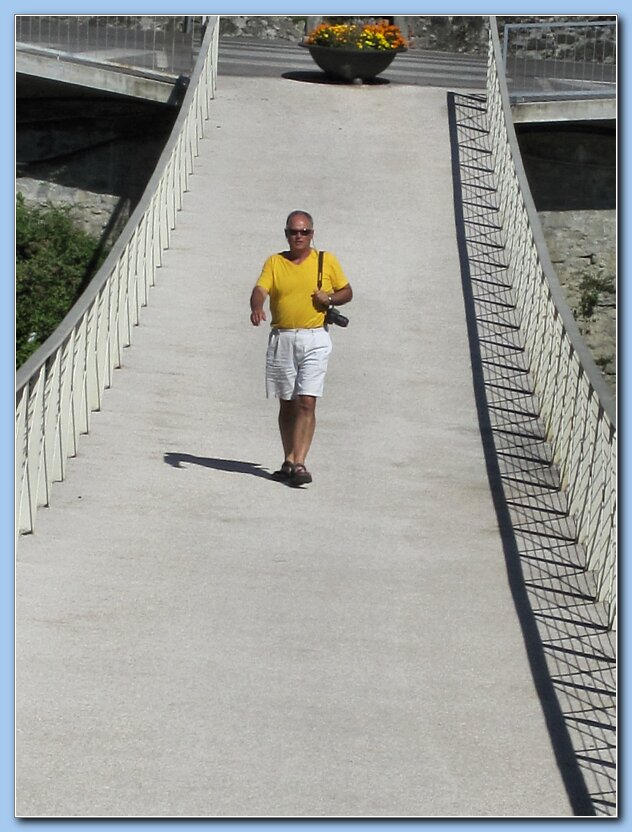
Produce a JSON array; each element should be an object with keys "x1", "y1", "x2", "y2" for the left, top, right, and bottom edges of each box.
[{"x1": 250, "y1": 210, "x2": 352, "y2": 486}]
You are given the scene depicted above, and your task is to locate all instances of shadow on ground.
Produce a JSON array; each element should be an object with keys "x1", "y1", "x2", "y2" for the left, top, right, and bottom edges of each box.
[
  {"x1": 448, "y1": 91, "x2": 616, "y2": 817},
  {"x1": 163, "y1": 452, "x2": 272, "y2": 479},
  {"x1": 282, "y1": 70, "x2": 390, "y2": 86}
]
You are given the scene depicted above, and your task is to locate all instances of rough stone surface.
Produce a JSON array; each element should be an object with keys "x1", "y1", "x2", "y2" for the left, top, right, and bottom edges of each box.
[
  {"x1": 218, "y1": 15, "x2": 615, "y2": 57},
  {"x1": 218, "y1": 15, "x2": 490, "y2": 52},
  {"x1": 405, "y1": 16, "x2": 489, "y2": 53},
  {"x1": 496, "y1": 14, "x2": 616, "y2": 62},
  {"x1": 16, "y1": 177, "x2": 130, "y2": 245},
  {"x1": 539, "y1": 210, "x2": 616, "y2": 392},
  {"x1": 219, "y1": 15, "x2": 308, "y2": 41}
]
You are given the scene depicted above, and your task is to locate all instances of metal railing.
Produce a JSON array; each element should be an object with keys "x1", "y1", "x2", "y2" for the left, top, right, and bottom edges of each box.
[
  {"x1": 15, "y1": 16, "x2": 220, "y2": 541},
  {"x1": 16, "y1": 15, "x2": 207, "y2": 76},
  {"x1": 502, "y1": 19, "x2": 616, "y2": 102},
  {"x1": 487, "y1": 17, "x2": 616, "y2": 626}
]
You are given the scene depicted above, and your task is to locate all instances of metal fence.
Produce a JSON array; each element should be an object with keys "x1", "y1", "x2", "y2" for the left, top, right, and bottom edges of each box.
[
  {"x1": 488, "y1": 17, "x2": 616, "y2": 626},
  {"x1": 16, "y1": 15, "x2": 208, "y2": 76},
  {"x1": 15, "y1": 17, "x2": 220, "y2": 542},
  {"x1": 502, "y1": 19, "x2": 616, "y2": 101}
]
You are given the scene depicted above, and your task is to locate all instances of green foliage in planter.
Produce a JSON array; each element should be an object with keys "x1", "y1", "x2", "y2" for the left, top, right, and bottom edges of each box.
[{"x1": 16, "y1": 193, "x2": 106, "y2": 369}]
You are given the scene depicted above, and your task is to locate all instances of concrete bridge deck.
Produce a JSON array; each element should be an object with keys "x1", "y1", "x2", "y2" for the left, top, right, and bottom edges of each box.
[{"x1": 16, "y1": 73, "x2": 586, "y2": 817}]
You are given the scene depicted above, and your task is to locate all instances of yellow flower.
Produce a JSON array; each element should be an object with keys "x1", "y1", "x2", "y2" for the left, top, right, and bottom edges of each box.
[{"x1": 306, "y1": 19, "x2": 407, "y2": 51}]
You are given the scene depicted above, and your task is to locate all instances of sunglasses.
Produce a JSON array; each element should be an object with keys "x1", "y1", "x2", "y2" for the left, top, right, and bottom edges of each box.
[{"x1": 286, "y1": 228, "x2": 313, "y2": 236}]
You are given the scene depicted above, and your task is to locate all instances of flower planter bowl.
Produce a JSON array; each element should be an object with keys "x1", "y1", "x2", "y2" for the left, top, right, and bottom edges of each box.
[{"x1": 299, "y1": 42, "x2": 405, "y2": 82}]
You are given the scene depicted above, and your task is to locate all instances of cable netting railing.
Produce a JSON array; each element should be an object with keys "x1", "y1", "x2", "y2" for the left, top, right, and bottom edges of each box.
[{"x1": 486, "y1": 17, "x2": 616, "y2": 627}]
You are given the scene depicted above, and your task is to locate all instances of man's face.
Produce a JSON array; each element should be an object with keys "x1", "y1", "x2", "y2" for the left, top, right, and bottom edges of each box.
[{"x1": 285, "y1": 216, "x2": 314, "y2": 254}]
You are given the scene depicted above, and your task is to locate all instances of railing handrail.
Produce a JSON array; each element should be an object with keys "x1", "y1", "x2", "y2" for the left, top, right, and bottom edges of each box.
[
  {"x1": 16, "y1": 41, "x2": 183, "y2": 83},
  {"x1": 16, "y1": 18, "x2": 216, "y2": 394},
  {"x1": 503, "y1": 19, "x2": 615, "y2": 32}
]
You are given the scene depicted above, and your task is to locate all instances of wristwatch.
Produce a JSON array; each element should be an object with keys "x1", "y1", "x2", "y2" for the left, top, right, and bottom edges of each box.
[{"x1": 328, "y1": 295, "x2": 334, "y2": 306}]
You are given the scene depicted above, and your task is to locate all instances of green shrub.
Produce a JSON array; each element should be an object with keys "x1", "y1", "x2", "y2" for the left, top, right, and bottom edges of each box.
[
  {"x1": 16, "y1": 194, "x2": 106, "y2": 369},
  {"x1": 577, "y1": 271, "x2": 615, "y2": 320},
  {"x1": 578, "y1": 286, "x2": 599, "y2": 319}
]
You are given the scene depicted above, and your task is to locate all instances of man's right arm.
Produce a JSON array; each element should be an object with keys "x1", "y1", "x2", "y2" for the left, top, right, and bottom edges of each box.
[{"x1": 250, "y1": 285, "x2": 268, "y2": 326}]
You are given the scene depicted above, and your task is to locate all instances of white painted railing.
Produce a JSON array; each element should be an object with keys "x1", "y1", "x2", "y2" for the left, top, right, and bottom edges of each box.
[
  {"x1": 16, "y1": 15, "x2": 206, "y2": 76},
  {"x1": 487, "y1": 17, "x2": 616, "y2": 626},
  {"x1": 15, "y1": 16, "x2": 220, "y2": 541},
  {"x1": 502, "y1": 19, "x2": 616, "y2": 102}
]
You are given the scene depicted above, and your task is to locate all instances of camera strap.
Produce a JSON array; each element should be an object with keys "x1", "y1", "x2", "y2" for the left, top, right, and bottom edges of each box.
[{"x1": 317, "y1": 250, "x2": 325, "y2": 290}]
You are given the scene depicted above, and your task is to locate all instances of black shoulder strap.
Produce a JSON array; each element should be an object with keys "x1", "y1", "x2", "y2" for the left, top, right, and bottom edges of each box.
[{"x1": 317, "y1": 250, "x2": 325, "y2": 290}]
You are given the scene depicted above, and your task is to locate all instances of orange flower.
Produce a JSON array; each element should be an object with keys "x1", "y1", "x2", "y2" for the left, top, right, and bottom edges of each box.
[{"x1": 306, "y1": 19, "x2": 408, "y2": 51}]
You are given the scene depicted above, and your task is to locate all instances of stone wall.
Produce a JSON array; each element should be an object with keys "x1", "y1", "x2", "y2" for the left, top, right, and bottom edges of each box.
[
  {"x1": 217, "y1": 15, "x2": 490, "y2": 51},
  {"x1": 16, "y1": 177, "x2": 130, "y2": 247},
  {"x1": 496, "y1": 15, "x2": 616, "y2": 61},
  {"x1": 218, "y1": 15, "x2": 615, "y2": 56},
  {"x1": 514, "y1": 120, "x2": 616, "y2": 394},
  {"x1": 403, "y1": 16, "x2": 488, "y2": 52},
  {"x1": 539, "y1": 211, "x2": 616, "y2": 392},
  {"x1": 405, "y1": 14, "x2": 614, "y2": 54},
  {"x1": 219, "y1": 15, "x2": 308, "y2": 41}
]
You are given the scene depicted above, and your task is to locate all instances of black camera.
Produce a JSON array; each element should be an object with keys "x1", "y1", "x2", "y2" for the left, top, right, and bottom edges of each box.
[{"x1": 325, "y1": 306, "x2": 349, "y2": 328}]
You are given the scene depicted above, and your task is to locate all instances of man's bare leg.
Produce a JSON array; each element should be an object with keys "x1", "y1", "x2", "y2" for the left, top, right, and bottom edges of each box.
[
  {"x1": 277, "y1": 396, "x2": 317, "y2": 469},
  {"x1": 278, "y1": 399, "x2": 296, "y2": 463},
  {"x1": 291, "y1": 395, "x2": 316, "y2": 468}
]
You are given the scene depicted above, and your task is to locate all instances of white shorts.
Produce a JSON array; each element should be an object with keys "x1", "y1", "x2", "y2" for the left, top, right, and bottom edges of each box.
[{"x1": 265, "y1": 328, "x2": 333, "y2": 399}]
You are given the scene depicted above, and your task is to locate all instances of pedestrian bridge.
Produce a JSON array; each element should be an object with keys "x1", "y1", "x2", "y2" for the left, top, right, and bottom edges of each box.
[{"x1": 15, "y1": 17, "x2": 616, "y2": 818}]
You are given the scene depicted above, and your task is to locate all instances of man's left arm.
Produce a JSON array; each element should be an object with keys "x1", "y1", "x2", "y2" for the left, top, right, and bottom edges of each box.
[
  {"x1": 327, "y1": 283, "x2": 353, "y2": 307},
  {"x1": 329, "y1": 253, "x2": 352, "y2": 306},
  {"x1": 313, "y1": 282, "x2": 352, "y2": 311},
  {"x1": 313, "y1": 253, "x2": 353, "y2": 310}
]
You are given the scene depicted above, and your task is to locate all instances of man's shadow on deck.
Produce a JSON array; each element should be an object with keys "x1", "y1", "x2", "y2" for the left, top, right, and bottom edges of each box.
[{"x1": 164, "y1": 452, "x2": 272, "y2": 480}]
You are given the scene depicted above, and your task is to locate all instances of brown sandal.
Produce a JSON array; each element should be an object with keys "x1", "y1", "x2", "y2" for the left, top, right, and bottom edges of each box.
[
  {"x1": 290, "y1": 464, "x2": 312, "y2": 486},
  {"x1": 272, "y1": 461, "x2": 294, "y2": 481}
]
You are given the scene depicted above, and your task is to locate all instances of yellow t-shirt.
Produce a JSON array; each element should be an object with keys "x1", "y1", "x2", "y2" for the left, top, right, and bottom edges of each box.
[{"x1": 256, "y1": 249, "x2": 349, "y2": 329}]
